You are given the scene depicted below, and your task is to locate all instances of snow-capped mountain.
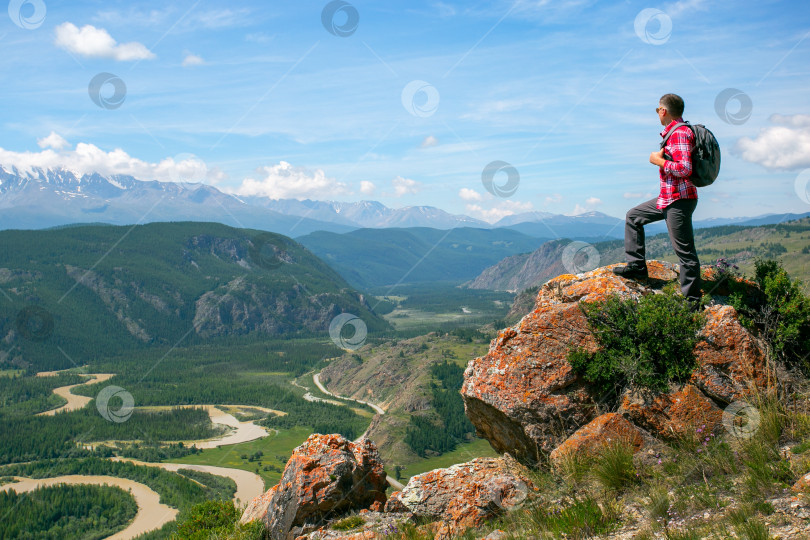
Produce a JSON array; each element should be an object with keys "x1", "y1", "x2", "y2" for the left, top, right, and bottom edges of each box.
[
  {"x1": 241, "y1": 197, "x2": 488, "y2": 229},
  {"x1": 1, "y1": 166, "x2": 805, "y2": 237},
  {"x1": 0, "y1": 166, "x2": 354, "y2": 236}
]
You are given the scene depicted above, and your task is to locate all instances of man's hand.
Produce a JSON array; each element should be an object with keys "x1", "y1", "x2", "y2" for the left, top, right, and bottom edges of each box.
[{"x1": 649, "y1": 149, "x2": 667, "y2": 168}]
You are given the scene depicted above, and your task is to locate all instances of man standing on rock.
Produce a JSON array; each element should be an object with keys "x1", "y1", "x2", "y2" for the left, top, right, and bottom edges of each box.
[{"x1": 613, "y1": 93, "x2": 701, "y2": 311}]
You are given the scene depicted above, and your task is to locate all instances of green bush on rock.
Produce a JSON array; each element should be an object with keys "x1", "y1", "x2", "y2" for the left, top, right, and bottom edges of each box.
[{"x1": 568, "y1": 287, "x2": 705, "y2": 401}]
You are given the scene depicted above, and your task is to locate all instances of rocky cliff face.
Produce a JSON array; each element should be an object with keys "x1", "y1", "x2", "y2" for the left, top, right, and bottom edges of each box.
[{"x1": 460, "y1": 261, "x2": 777, "y2": 466}]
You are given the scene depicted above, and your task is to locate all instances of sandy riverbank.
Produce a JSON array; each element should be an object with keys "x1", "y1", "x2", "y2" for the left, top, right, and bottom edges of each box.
[
  {"x1": 36, "y1": 372, "x2": 115, "y2": 416},
  {"x1": 111, "y1": 458, "x2": 264, "y2": 505},
  {"x1": 1, "y1": 475, "x2": 177, "y2": 539}
]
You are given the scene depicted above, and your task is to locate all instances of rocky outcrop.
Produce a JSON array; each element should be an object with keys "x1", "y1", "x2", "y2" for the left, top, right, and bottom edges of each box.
[
  {"x1": 384, "y1": 454, "x2": 536, "y2": 537},
  {"x1": 64, "y1": 265, "x2": 151, "y2": 342},
  {"x1": 241, "y1": 434, "x2": 388, "y2": 539},
  {"x1": 549, "y1": 412, "x2": 647, "y2": 463},
  {"x1": 461, "y1": 261, "x2": 777, "y2": 466}
]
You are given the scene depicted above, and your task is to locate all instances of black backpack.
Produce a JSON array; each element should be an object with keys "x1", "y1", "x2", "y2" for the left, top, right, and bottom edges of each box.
[{"x1": 660, "y1": 121, "x2": 721, "y2": 187}]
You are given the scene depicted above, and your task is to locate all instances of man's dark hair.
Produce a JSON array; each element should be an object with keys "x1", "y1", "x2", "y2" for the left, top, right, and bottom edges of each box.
[{"x1": 659, "y1": 93, "x2": 685, "y2": 118}]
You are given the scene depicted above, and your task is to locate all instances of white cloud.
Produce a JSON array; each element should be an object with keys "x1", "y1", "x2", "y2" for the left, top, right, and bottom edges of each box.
[
  {"x1": 565, "y1": 197, "x2": 603, "y2": 215},
  {"x1": 736, "y1": 114, "x2": 810, "y2": 170},
  {"x1": 458, "y1": 188, "x2": 483, "y2": 201},
  {"x1": 667, "y1": 0, "x2": 707, "y2": 17},
  {"x1": 623, "y1": 192, "x2": 654, "y2": 199},
  {"x1": 465, "y1": 200, "x2": 533, "y2": 223},
  {"x1": 245, "y1": 32, "x2": 274, "y2": 44},
  {"x1": 234, "y1": 161, "x2": 347, "y2": 200},
  {"x1": 0, "y1": 138, "x2": 223, "y2": 185},
  {"x1": 391, "y1": 176, "x2": 421, "y2": 197},
  {"x1": 421, "y1": 135, "x2": 439, "y2": 148},
  {"x1": 567, "y1": 204, "x2": 589, "y2": 216},
  {"x1": 37, "y1": 132, "x2": 69, "y2": 150},
  {"x1": 359, "y1": 180, "x2": 376, "y2": 195},
  {"x1": 544, "y1": 193, "x2": 563, "y2": 205},
  {"x1": 432, "y1": 2, "x2": 457, "y2": 17},
  {"x1": 193, "y1": 9, "x2": 253, "y2": 29},
  {"x1": 182, "y1": 53, "x2": 205, "y2": 67},
  {"x1": 54, "y1": 23, "x2": 155, "y2": 61}
]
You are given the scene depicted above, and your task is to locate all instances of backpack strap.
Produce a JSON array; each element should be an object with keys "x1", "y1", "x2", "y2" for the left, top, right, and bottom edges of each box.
[{"x1": 660, "y1": 121, "x2": 693, "y2": 149}]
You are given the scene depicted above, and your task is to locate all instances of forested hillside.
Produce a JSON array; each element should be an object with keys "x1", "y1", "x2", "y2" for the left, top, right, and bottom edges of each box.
[{"x1": 0, "y1": 222, "x2": 389, "y2": 371}]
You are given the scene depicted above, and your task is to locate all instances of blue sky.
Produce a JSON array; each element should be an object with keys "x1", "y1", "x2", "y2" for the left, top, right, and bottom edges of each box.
[{"x1": 1, "y1": 0, "x2": 809, "y2": 221}]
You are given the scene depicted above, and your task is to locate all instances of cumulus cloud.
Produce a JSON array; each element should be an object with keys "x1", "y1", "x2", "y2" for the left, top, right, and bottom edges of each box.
[
  {"x1": 54, "y1": 23, "x2": 155, "y2": 61},
  {"x1": 234, "y1": 161, "x2": 348, "y2": 200},
  {"x1": 37, "y1": 132, "x2": 70, "y2": 150},
  {"x1": 465, "y1": 200, "x2": 533, "y2": 223},
  {"x1": 182, "y1": 52, "x2": 205, "y2": 67},
  {"x1": 391, "y1": 176, "x2": 421, "y2": 197},
  {"x1": 585, "y1": 197, "x2": 602, "y2": 205},
  {"x1": 544, "y1": 193, "x2": 563, "y2": 205},
  {"x1": 458, "y1": 188, "x2": 483, "y2": 201},
  {"x1": 0, "y1": 137, "x2": 223, "y2": 184},
  {"x1": 359, "y1": 180, "x2": 376, "y2": 195},
  {"x1": 736, "y1": 114, "x2": 810, "y2": 170},
  {"x1": 421, "y1": 135, "x2": 438, "y2": 148}
]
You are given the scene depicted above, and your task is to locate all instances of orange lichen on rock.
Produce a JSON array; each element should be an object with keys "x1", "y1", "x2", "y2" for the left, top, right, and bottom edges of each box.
[
  {"x1": 241, "y1": 434, "x2": 388, "y2": 539},
  {"x1": 691, "y1": 305, "x2": 773, "y2": 403},
  {"x1": 549, "y1": 412, "x2": 646, "y2": 463},
  {"x1": 383, "y1": 454, "x2": 536, "y2": 538},
  {"x1": 618, "y1": 384, "x2": 724, "y2": 440},
  {"x1": 462, "y1": 260, "x2": 778, "y2": 466}
]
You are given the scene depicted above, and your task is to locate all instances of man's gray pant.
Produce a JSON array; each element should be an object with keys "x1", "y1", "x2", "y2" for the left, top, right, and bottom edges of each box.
[{"x1": 624, "y1": 197, "x2": 701, "y2": 300}]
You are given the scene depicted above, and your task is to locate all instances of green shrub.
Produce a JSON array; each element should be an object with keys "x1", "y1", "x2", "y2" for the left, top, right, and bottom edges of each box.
[
  {"x1": 568, "y1": 288, "x2": 705, "y2": 401},
  {"x1": 173, "y1": 501, "x2": 252, "y2": 540},
  {"x1": 728, "y1": 258, "x2": 810, "y2": 373}
]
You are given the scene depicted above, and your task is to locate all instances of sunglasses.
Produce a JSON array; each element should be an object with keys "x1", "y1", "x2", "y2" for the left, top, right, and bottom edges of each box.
[{"x1": 656, "y1": 106, "x2": 666, "y2": 113}]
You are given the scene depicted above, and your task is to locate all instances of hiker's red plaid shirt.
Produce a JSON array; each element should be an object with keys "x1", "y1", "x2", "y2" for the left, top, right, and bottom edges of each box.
[{"x1": 657, "y1": 118, "x2": 698, "y2": 209}]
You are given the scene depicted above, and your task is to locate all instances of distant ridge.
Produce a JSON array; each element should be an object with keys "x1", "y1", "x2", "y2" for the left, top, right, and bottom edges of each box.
[{"x1": 1, "y1": 165, "x2": 804, "y2": 236}]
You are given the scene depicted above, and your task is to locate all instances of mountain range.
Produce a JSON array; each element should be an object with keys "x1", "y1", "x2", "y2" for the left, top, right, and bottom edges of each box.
[{"x1": 3, "y1": 166, "x2": 805, "y2": 238}]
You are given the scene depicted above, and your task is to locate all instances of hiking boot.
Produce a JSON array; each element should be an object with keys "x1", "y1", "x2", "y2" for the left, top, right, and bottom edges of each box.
[{"x1": 612, "y1": 264, "x2": 648, "y2": 280}]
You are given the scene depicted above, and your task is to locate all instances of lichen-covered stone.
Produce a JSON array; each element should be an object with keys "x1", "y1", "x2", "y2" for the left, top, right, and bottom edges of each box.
[
  {"x1": 691, "y1": 305, "x2": 771, "y2": 404},
  {"x1": 617, "y1": 384, "x2": 724, "y2": 440},
  {"x1": 462, "y1": 260, "x2": 778, "y2": 466},
  {"x1": 241, "y1": 434, "x2": 388, "y2": 540},
  {"x1": 550, "y1": 412, "x2": 646, "y2": 463},
  {"x1": 383, "y1": 454, "x2": 536, "y2": 537}
]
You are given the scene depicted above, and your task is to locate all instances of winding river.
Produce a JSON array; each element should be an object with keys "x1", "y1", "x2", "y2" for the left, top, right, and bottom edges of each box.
[
  {"x1": 36, "y1": 371, "x2": 115, "y2": 416},
  {"x1": 1, "y1": 475, "x2": 178, "y2": 540},
  {"x1": 29, "y1": 370, "x2": 275, "y2": 536},
  {"x1": 26, "y1": 367, "x2": 403, "y2": 534}
]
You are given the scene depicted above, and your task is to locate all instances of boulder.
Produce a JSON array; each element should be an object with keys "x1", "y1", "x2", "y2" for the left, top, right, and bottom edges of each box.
[
  {"x1": 383, "y1": 454, "x2": 535, "y2": 537},
  {"x1": 617, "y1": 383, "x2": 724, "y2": 441},
  {"x1": 691, "y1": 305, "x2": 771, "y2": 404},
  {"x1": 241, "y1": 434, "x2": 388, "y2": 539},
  {"x1": 462, "y1": 261, "x2": 777, "y2": 466},
  {"x1": 792, "y1": 471, "x2": 810, "y2": 493},
  {"x1": 549, "y1": 412, "x2": 646, "y2": 463}
]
